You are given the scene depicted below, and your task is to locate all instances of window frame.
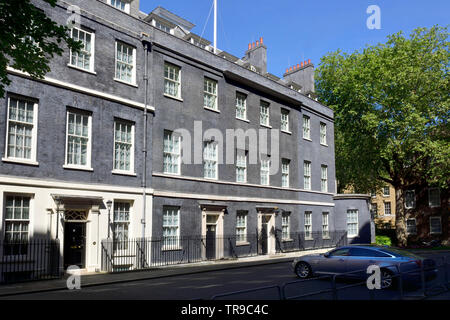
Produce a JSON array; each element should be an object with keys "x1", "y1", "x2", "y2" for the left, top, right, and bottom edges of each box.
[
  {"x1": 405, "y1": 190, "x2": 416, "y2": 209},
  {"x1": 281, "y1": 158, "x2": 290, "y2": 188},
  {"x1": 320, "y1": 122, "x2": 327, "y2": 145},
  {"x1": 164, "y1": 62, "x2": 182, "y2": 99},
  {"x1": 4, "y1": 96, "x2": 39, "y2": 165},
  {"x1": 64, "y1": 109, "x2": 93, "y2": 171},
  {"x1": 321, "y1": 165, "x2": 328, "y2": 193},
  {"x1": 69, "y1": 27, "x2": 95, "y2": 73},
  {"x1": 384, "y1": 201, "x2": 392, "y2": 216},
  {"x1": 428, "y1": 188, "x2": 441, "y2": 208},
  {"x1": 112, "y1": 120, "x2": 135, "y2": 175},
  {"x1": 406, "y1": 218, "x2": 417, "y2": 235},
  {"x1": 203, "y1": 141, "x2": 218, "y2": 180},
  {"x1": 163, "y1": 130, "x2": 182, "y2": 176},
  {"x1": 162, "y1": 206, "x2": 181, "y2": 249},
  {"x1": 304, "y1": 211, "x2": 312, "y2": 240},
  {"x1": 203, "y1": 77, "x2": 218, "y2": 111},
  {"x1": 282, "y1": 212, "x2": 290, "y2": 240},
  {"x1": 303, "y1": 161, "x2": 311, "y2": 190},
  {"x1": 430, "y1": 216, "x2": 442, "y2": 235},
  {"x1": 108, "y1": 0, "x2": 130, "y2": 13},
  {"x1": 114, "y1": 41, "x2": 137, "y2": 85},
  {"x1": 280, "y1": 108, "x2": 290, "y2": 133},
  {"x1": 113, "y1": 201, "x2": 131, "y2": 251},
  {"x1": 322, "y1": 212, "x2": 330, "y2": 239},
  {"x1": 383, "y1": 186, "x2": 390, "y2": 197},
  {"x1": 235, "y1": 92, "x2": 248, "y2": 121},
  {"x1": 260, "y1": 101, "x2": 270, "y2": 127},
  {"x1": 347, "y1": 209, "x2": 359, "y2": 238},
  {"x1": 260, "y1": 158, "x2": 270, "y2": 186},
  {"x1": 303, "y1": 115, "x2": 311, "y2": 140},
  {"x1": 3, "y1": 195, "x2": 33, "y2": 256},
  {"x1": 236, "y1": 211, "x2": 248, "y2": 243},
  {"x1": 236, "y1": 150, "x2": 247, "y2": 183}
]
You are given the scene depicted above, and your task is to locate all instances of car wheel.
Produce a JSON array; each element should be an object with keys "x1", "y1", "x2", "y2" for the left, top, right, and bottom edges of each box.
[
  {"x1": 380, "y1": 269, "x2": 395, "y2": 290},
  {"x1": 295, "y1": 262, "x2": 312, "y2": 279}
]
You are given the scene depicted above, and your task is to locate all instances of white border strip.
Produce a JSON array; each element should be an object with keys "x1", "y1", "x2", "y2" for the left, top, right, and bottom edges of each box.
[
  {"x1": 0, "y1": 175, "x2": 153, "y2": 195},
  {"x1": 6, "y1": 67, "x2": 154, "y2": 112},
  {"x1": 153, "y1": 172, "x2": 336, "y2": 196},
  {"x1": 153, "y1": 190, "x2": 335, "y2": 207}
]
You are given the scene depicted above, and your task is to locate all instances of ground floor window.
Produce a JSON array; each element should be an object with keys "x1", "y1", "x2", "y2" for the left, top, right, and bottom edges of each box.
[
  {"x1": 163, "y1": 206, "x2": 180, "y2": 247},
  {"x1": 4, "y1": 195, "x2": 31, "y2": 255},
  {"x1": 282, "y1": 212, "x2": 290, "y2": 240},
  {"x1": 236, "y1": 211, "x2": 247, "y2": 243},
  {"x1": 322, "y1": 212, "x2": 329, "y2": 238},
  {"x1": 406, "y1": 218, "x2": 417, "y2": 235},
  {"x1": 113, "y1": 202, "x2": 130, "y2": 250},
  {"x1": 304, "y1": 212, "x2": 312, "y2": 239},
  {"x1": 430, "y1": 217, "x2": 442, "y2": 235},
  {"x1": 347, "y1": 209, "x2": 358, "y2": 237}
]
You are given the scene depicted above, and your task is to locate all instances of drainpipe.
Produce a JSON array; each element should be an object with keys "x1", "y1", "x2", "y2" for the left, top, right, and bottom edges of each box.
[{"x1": 141, "y1": 38, "x2": 152, "y2": 239}]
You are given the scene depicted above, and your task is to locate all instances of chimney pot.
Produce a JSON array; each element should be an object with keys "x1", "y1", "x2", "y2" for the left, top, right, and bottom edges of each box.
[
  {"x1": 289, "y1": 67, "x2": 293, "y2": 72},
  {"x1": 297, "y1": 63, "x2": 300, "y2": 69},
  {"x1": 301, "y1": 62, "x2": 304, "y2": 67},
  {"x1": 248, "y1": 43, "x2": 251, "y2": 50},
  {"x1": 260, "y1": 37, "x2": 263, "y2": 44},
  {"x1": 256, "y1": 40, "x2": 260, "y2": 46},
  {"x1": 252, "y1": 42, "x2": 255, "y2": 48},
  {"x1": 286, "y1": 68, "x2": 289, "y2": 73},
  {"x1": 308, "y1": 59, "x2": 311, "y2": 65}
]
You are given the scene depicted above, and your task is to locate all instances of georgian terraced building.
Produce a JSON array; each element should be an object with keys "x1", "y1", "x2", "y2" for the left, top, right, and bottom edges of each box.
[{"x1": 0, "y1": 0, "x2": 372, "y2": 276}]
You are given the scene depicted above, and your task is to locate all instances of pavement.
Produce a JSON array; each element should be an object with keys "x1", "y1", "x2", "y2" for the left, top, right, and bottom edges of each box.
[{"x1": 0, "y1": 248, "x2": 329, "y2": 298}]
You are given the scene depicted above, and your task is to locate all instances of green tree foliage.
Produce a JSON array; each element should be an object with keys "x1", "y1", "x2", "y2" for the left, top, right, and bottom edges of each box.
[
  {"x1": 0, "y1": 0, "x2": 82, "y2": 98},
  {"x1": 316, "y1": 26, "x2": 449, "y2": 246}
]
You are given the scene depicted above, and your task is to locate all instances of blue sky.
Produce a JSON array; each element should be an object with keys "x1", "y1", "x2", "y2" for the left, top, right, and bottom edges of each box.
[{"x1": 140, "y1": 0, "x2": 449, "y2": 78}]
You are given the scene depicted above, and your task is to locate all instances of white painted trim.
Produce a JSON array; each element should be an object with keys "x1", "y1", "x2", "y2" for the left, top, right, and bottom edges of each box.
[
  {"x1": 2, "y1": 158, "x2": 39, "y2": 166},
  {"x1": 153, "y1": 172, "x2": 336, "y2": 196},
  {"x1": 6, "y1": 67, "x2": 154, "y2": 112},
  {"x1": 0, "y1": 175, "x2": 154, "y2": 195},
  {"x1": 153, "y1": 189, "x2": 335, "y2": 207}
]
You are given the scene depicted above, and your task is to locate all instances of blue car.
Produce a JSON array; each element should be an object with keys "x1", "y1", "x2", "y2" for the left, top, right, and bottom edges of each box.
[{"x1": 292, "y1": 245, "x2": 438, "y2": 289}]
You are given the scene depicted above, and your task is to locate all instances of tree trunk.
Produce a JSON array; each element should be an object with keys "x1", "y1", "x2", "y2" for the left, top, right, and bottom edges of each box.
[{"x1": 395, "y1": 188, "x2": 408, "y2": 247}]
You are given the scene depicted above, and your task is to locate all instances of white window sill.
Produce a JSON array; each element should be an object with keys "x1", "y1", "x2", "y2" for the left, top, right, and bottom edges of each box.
[
  {"x1": 63, "y1": 165, "x2": 94, "y2": 172},
  {"x1": 303, "y1": 137, "x2": 312, "y2": 142},
  {"x1": 163, "y1": 171, "x2": 181, "y2": 176},
  {"x1": 304, "y1": 237, "x2": 314, "y2": 241},
  {"x1": 281, "y1": 130, "x2": 292, "y2": 135},
  {"x1": 282, "y1": 238, "x2": 294, "y2": 243},
  {"x1": 204, "y1": 107, "x2": 220, "y2": 113},
  {"x1": 429, "y1": 205, "x2": 441, "y2": 208},
  {"x1": 236, "y1": 117, "x2": 250, "y2": 123},
  {"x1": 2, "y1": 157, "x2": 39, "y2": 166},
  {"x1": 164, "y1": 93, "x2": 183, "y2": 102},
  {"x1": 114, "y1": 78, "x2": 138, "y2": 88},
  {"x1": 67, "y1": 64, "x2": 97, "y2": 75},
  {"x1": 322, "y1": 237, "x2": 331, "y2": 240},
  {"x1": 236, "y1": 241, "x2": 250, "y2": 246},
  {"x1": 347, "y1": 235, "x2": 358, "y2": 239},
  {"x1": 260, "y1": 123, "x2": 272, "y2": 129},
  {"x1": 203, "y1": 176, "x2": 219, "y2": 181},
  {"x1": 161, "y1": 246, "x2": 183, "y2": 252},
  {"x1": 112, "y1": 170, "x2": 137, "y2": 177},
  {"x1": 320, "y1": 143, "x2": 328, "y2": 147}
]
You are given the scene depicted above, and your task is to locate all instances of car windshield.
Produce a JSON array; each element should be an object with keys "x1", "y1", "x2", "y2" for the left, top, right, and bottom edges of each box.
[{"x1": 379, "y1": 247, "x2": 421, "y2": 258}]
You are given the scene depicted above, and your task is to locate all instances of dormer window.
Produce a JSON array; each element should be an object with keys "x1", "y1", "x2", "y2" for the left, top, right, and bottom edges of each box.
[
  {"x1": 155, "y1": 20, "x2": 172, "y2": 33},
  {"x1": 109, "y1": 0, "x2": 130, "y2": 13}
]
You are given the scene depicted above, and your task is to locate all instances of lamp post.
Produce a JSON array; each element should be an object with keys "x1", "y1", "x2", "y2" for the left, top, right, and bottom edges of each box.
[{"x1": 107, "y1": 200, "x2": 113, "y2": 239}]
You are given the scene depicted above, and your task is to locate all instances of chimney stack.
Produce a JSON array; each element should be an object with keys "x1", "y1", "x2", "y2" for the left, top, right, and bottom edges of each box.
[
  {"x1": 244, "y1": 36, "x2": 267, "y2": 74},
  {"x1": 283, "y1": 59, "x2": 315, "y2": 93}
]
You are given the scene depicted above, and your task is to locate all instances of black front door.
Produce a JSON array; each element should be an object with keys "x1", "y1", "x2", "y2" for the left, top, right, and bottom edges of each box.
[
  {"x1": 206, "y1": 225, "x2": 216, "y2": 260},
  {"x1": 64, "y1": 222, "x2": 86, "y2": 269},
  {"x1": 260, "y1": 222, "x2": 268, "y2": 255}
]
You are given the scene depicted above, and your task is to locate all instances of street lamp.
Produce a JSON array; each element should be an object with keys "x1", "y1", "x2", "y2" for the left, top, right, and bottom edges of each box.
[{"x1": 107, "y1": 200, "x2": 113, "y2": 239}]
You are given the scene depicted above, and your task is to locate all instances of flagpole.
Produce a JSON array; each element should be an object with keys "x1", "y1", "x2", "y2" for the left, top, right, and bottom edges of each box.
[{"x1": 214, "y1": 0, "x2": 217, "y2": 54}]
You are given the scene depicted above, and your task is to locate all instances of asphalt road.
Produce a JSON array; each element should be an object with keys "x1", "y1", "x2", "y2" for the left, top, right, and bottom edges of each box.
[{"x1": 2, "y1": 252, "x2": 449, "y2": 300}]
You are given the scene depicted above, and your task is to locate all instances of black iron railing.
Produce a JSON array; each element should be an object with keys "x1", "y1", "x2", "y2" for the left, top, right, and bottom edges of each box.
[
  {"x1": 0, "y1": 239, "x2": 61, "y2": 284},
  {"x1": 101, "y1": 231, "x2": 347, "y2": 273}
]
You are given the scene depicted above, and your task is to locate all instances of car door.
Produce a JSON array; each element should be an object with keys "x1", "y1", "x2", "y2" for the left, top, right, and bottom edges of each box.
[
  {"x1": 346, "y1": 248, "x2": 378, "y2": 278},
  {"x1": 314, "y1": 248, "x2": 351, "y2": 275}
]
